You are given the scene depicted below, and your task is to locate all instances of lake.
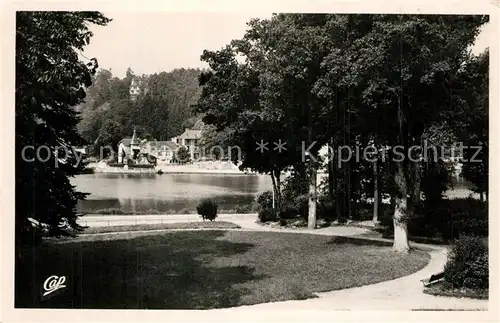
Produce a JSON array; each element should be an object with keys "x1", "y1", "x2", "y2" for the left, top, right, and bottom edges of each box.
[
  {"x1": 72, "y1": 172, "x2": 476, "y2": 214},
  {"x1": 72, "y1": 173, "x2": 274, "y2": 214}
]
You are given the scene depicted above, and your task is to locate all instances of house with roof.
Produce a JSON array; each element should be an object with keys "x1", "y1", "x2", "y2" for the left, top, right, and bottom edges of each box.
[
  {"x1": 117, "y1": 128, "x2": 144, "y2": 164},
  {"x1": 144, "y1": 140, "x2": 179, "y2": 164},
  {"x1": 171, "y1": 119, "x2": 205, "y2": 160},
  {"x1": 129, "y1": 78, "x2": 141, "y2": 101}
]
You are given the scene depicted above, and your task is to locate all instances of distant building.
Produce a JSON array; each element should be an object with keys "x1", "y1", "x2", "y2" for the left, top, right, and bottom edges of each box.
[
  {"x1": 171, "y1": 119, "x2": 205, "y2": 160},
  {"x1": 145, "y1": 140, "x2": 178, "y2": 164},
  {"x1": 129, "y1": 78, "x2": 141, "y2": 101},
  {"x1": 117, "y1": 128, "x2": 142, "y2": 163}
]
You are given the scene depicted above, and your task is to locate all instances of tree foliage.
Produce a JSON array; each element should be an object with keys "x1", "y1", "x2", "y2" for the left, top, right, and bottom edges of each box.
[
  {"x1": 16, "y1": 11, "x2": 111, "y2": 246},
  {"x1": 175, "y1": 146, "x2": 191, "y2": 163},
  {"x1": 77, "y1": 68, "x2": 204, "y2": 155},
  {"x1": 196, "y1": 14, "x2": 488, "y2": 250},
  {"x1": 451, "y1": 50, "x2": 489, "y2": 199}
]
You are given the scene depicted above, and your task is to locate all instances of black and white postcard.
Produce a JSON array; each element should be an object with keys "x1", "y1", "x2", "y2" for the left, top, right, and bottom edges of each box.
[{"x1": 1, "y1": 0, "x2": 498, "y2": 322}]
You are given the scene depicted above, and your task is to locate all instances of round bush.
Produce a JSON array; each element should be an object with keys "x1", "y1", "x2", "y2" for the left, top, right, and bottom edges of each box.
[
  {"x1": 317, "y1": 201, "x2": 337, "y2": 221},
  {"x1": 258, "y1": 207, "x2": 278, "y2": 222},
  {"x1": 256, "y1": 191, "x2": 274, "y2": 210},
  {"x1": 444, "y1": 234, "x2": 488, "y2": 290},
  {"x1": 294, "y1": 194, "x2": 309, "y2": 219},
  {"x1": 196, "y1": 199, "x2": 218, "y2": 221},
  {"x1": 276, "y1": 201, "x2": 296, "y2": 219}
]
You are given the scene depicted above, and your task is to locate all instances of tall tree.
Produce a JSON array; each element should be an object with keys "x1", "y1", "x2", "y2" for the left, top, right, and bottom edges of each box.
[
  {"x1": 16, "y1": 11, "x2": 111, "y2": 247},
  {"x1": 317, "y1": 15, "x2": 487, "y2": 251},
  {"x1": 96, "y1": 119, "x2": 124, "y2": 158},
  {"x1": 197, "y1": 14, "x2": 486, "y2": 248},
  {"x1": 452, "y1": 50, "x2": 489, "y2": 201},
  {"x1": 232, "y1": 14, "x2": 335, "y2": 224},
  {"x1": 197, "y1": 45, "x2": 293, "y2": 210}
]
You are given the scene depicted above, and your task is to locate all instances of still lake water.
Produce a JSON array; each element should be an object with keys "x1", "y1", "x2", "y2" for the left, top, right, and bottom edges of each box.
[
  {"x1": 72, "y1": 173, "x2": 474, "y2": 214},
  {"x1": 72, "y1": 173, "x2": 274, "y2": 213}
]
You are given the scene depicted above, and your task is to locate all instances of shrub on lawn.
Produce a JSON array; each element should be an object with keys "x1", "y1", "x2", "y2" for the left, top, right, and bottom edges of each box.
[
  {"x1": 294, "y1": 194, "x2": 309, "y2": 220},
  {"x1": 444, "y1": 234, "x2": 488, "y2": 290},
  {"x1": 256, "y1": 191, "x2": 274, "y2": 210},
  {"x1": 196, "y1": 199, "x2": 218, "y2": 221},
  {"x1": 317, "y1": 201, "x2": 336, "y2": 221},
  {"x1": 277, "y1": 194, "x2": 309, "y2": 220},
  {"x1": 258, "y1": 207, "x2": 278, "y2": 222},
  {"x1": 279, "y1": 202, "x2": 298, "y2": 219}
]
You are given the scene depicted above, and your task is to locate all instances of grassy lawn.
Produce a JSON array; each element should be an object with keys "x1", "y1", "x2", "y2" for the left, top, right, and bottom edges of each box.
[
  {"x1": 16, "y1": 230, "x2": 430, "y2": 309},
  {"x1": 77, "y1": 221, "x2": 241, "y2": 235}
]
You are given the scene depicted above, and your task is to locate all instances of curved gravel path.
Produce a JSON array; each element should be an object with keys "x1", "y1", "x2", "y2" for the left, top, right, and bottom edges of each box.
[{"x1": 79, "y1": 213, "x2": 489, "y2": 311}]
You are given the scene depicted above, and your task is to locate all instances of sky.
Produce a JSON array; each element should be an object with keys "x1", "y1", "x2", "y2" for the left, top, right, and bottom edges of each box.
[{"x1": 83, "y1": 12, "x2": 493, "y2": 78}]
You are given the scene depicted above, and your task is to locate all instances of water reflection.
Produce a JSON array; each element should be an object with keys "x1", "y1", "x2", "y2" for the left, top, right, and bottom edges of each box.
[
  {"x1": 72, "y1": 173, "x2": 475, "y2": 214},
  {"x1": 72, "y1": 173, "x2": 272, "y2": 213}
]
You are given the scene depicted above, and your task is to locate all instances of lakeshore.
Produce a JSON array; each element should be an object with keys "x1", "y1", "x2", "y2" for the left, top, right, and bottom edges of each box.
[
  {"x1": 88, "y1": 160, "x2": 252, "y2": 175},
  {"x1": 87, "y1": 161, "x2": 331, "y2": 176}
]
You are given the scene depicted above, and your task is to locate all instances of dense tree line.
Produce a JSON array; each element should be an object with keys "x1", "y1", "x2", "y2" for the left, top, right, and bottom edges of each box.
[
  {"x1": 77, "y1": 67, "x2": 203, "y2": 156},
  {"x1": 197, "y1": 14, "x2": 488, "y2": 252}
]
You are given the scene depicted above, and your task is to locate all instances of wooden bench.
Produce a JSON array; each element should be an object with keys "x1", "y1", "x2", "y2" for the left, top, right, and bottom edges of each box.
[{"x1": 420, "y1": 272, "x2": 444, "y2": 287}]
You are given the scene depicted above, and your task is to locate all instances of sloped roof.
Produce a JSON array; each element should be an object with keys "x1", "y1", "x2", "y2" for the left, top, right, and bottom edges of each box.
[
  {"x1": 148, "y1": 141, "x2": 178, "y2": 151},
  {"x1": 178, "y1": 129, "x2": 202, "y2": 140},
  {"x1": 191, "y1": 119, "x2": 205, "y2": 130},
  {"x1": 119, "y1": 137, "x2": 132, "y2": 146},
  {"x1": 119, "y1": 134, "x2": 142, "y2": 147},
  {"x1": 130, "y1": 128, "x2": 140, "y2": 145}
]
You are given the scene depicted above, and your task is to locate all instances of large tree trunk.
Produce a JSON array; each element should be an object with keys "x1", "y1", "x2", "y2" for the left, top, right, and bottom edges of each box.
[
  {"x1": 270, "y1": 172, "x2": 278, "y2": 209},
  {"x1": 393, "y1": 196, "x2": 410, "y2": 252},
  {"x1": 393, "y1": 162, "x2": 410, "y2": 253},
  {"x1": 308, "y1": 164, "x2": 317, "y2": 229},
  {"x1": 373, "y1": 158, "x2": 379, "y2": 223},
  {"x1": 275, "y1": 170, "x2": 282, "y2": 209}
]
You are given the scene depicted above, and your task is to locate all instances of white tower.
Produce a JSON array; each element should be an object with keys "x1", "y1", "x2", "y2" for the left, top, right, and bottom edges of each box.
[
  {"x1": 129, "y1": 78, "x2": 140, "y2": 101},
  {"x1": 130, "y1": 127, "x2": 141, "y2": 160}
]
